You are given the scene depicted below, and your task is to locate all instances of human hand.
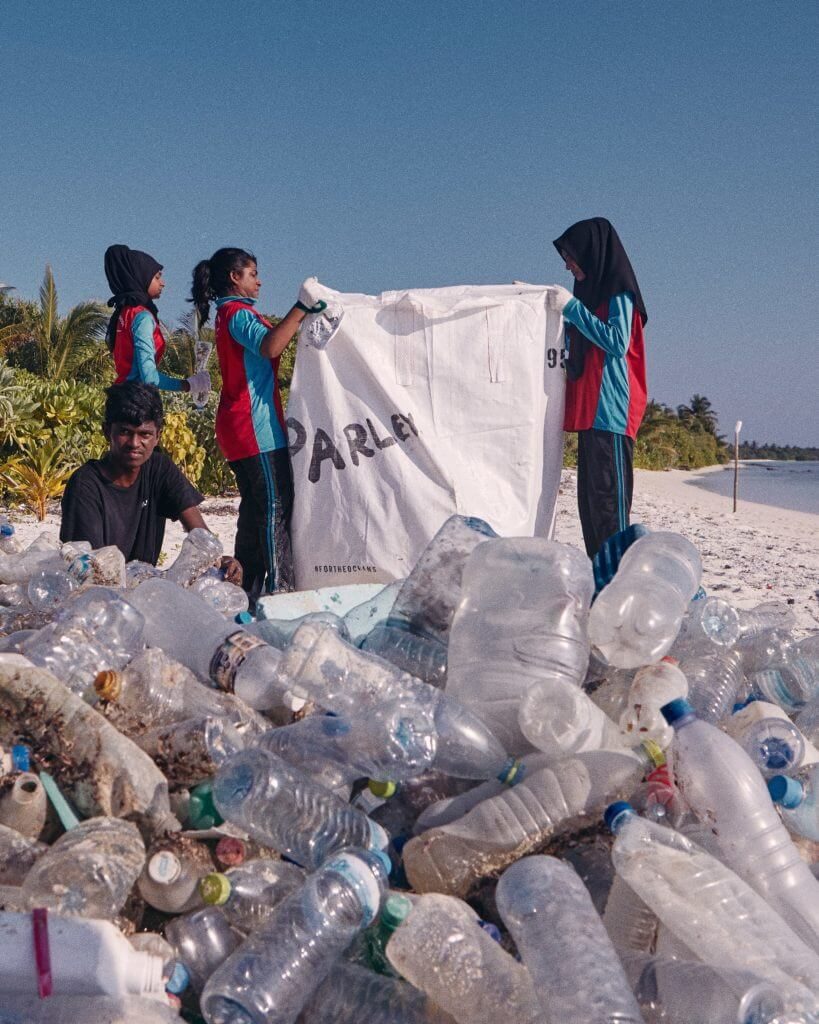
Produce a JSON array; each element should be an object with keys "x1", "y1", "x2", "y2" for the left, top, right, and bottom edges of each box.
[
  {"x1": 296, "y1": 276, "x2": 328, "y2": 314},
  {"x1": 546, "y1": 285, "x2": 573, "y2": 313},
  {"x1": 186, "y1": 371, "x2": 211, "y2": 394},
  {"x1": 220, "y1": 555, "x2": 243, "y2": 586}
]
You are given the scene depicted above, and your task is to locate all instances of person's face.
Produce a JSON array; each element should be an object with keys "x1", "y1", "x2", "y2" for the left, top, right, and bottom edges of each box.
[
  {"x1": 147, "y1": 271, "x2": 165, "y2": 299},
  {"x1": 230, "y1": 261, "x2": 261, "y2": 300},
  {"x1": 560, "y1": 250, "x2": 586, "y2": 282},
  {"x1": 104, "y1": 420, "x2": 160, "y2": 469}
]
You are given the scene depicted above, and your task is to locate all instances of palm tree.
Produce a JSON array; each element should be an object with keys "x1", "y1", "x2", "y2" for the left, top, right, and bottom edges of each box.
[
  {"x1": 3, "y1": 266, "x2": 110, "y2": 381},
  {"x1": 678, "y1": 394, "x2": 719, "y2": 435}
]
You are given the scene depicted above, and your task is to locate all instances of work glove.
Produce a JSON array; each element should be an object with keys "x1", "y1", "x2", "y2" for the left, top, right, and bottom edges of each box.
[
  {"x1": 186, "y1": 371, "x2": 211, "y2": 394},
  {"x1": 546, "y1": 285, "x2": 573, "y2": 314},
  {"x1": 296, "y1": 276, "x2": 328, "y2": 314}
]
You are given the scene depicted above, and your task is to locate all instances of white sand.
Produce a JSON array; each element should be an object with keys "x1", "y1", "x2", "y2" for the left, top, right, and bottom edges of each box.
[{"x1": 5, "y1": 465, "x2": 818, "y2": 630}]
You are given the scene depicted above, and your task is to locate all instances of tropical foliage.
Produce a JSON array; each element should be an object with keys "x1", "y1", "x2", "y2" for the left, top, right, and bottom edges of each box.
[{"x1": 738, "y1": 440, "x2": 819, "y2": 461}]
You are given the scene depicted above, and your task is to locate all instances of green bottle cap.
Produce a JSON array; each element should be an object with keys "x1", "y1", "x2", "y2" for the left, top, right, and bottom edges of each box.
[
  {"x1": 381, "y1": 893, "x2": 412, "y2": 929},
  {"x1": 368, "y1": 779, "x2": 397, "y2": 798},
  {"x1": 199, "y1": 872, "x2": 231, "y2": 906}
]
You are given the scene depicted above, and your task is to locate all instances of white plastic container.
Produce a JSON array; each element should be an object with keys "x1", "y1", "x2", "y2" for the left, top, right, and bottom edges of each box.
[{"x1": 0, "y1": 910, "x2": 167, "y2": 999}]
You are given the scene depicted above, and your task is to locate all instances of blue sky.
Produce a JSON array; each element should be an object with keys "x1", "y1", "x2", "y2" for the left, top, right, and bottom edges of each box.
[{"x1": 1, "y1": 1, "x2": 816, "y2": 445}]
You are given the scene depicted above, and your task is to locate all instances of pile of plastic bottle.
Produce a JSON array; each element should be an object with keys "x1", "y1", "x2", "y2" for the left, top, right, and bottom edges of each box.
[{"x1": 0, "y1": 509, "x2": 818, "y2": 1023}]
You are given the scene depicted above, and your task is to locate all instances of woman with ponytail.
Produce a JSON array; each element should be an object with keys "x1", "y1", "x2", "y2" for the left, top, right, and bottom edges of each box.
[
  {"x1": 104, "y1": 244, "x2": 211, "y2": 396},
  {"x1": 190, "y1": 248, "x2": 328, "y2": 599}
]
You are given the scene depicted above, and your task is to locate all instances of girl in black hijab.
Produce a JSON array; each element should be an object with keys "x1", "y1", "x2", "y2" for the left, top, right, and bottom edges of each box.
[
  {"x1": 104, "y1": 244, "x2": 210, "y2": 396},
  {"x1": 548, "y1": 218, "x2": 647, "y2": 557}
]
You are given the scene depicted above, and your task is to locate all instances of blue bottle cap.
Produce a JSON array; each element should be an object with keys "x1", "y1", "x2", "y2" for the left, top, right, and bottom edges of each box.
[
  {"x1": 767, "y1": 775, "x2": 805, "y2": 809},
  {"x1": 604, "y1": 801, "x2": 634, "y2": 833},
  {"x1": 11, "y1": 745, "x2": 30, "y2": 772},
  {"x1": 234, "y1": 610, "x2": 254, "y2": 625},
  {"x1": 0, "y1": 523, "x2": 13, "y2": 537},
  {"x1": 478, "y1": 920, "x2": 502, "y2": 944},
  {"x1": 165, "y1": 961, "x2": 190, "y2": 995},
  {"x1": 661, "y1": 698, "x2": 695, "y2": 726},
  {"x1": 373, "y1": 849, "x2": 392, "y2": 876}
]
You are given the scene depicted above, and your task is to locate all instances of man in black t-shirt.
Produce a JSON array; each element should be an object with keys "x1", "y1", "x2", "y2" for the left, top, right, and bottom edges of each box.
[{"x1": 61, "y1": 382, "x2": 241, "y2": 581}]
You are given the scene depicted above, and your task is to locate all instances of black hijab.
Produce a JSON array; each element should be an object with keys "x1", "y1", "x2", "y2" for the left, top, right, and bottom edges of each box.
[
  {"x1": 552, "y1": 218, "x2": 646, "y2": 380},
  {"x1": 104, "y1": 244, "x2": 163, "y2": 351}
]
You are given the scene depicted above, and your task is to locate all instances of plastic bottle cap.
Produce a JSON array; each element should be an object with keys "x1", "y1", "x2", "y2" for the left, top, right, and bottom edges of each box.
[
  {"x1": 282, "y1": 690, "x2": 307, "y2": 712},
  {"x1": 641, "y1": 740, "x2": 666, "y2": 769},
  {"x1": 497, "y1": 757, "x2": 524, "y2": 786},
  {"x1": 0, "y1": 524, "x2": 14, "y2": 537},
  {"x1": 215, "y1": 836, "x2": 246, "y2": 867},
  {"x1": 94, "y1": 669, "x2": 122, "y2": 701},
  {"x1": 381, "y1": 893, "x2": 412, "y2": 928},
  {"x1": 148, "y1": 851, "x2": 182, "y2": 885},
  {"x1": 478, "y1": 920, "x2": 502, "y2": 943},
  {"x1": 11, "y1": 745, "x2": 30, "y2": 772},
  {"x1": 767, "y1": 775, "x2": 805, "y2": 809},
  {"x1": 200, "y1": 872, "x2": 232, "y2": 905},
  {"x1": 604, "y1": 801, "x2": 634, "y2": 833},
  {"x1": 187, "y1": 782, "x2": 223, "y2": 829},
  {"x1": 234, "y1": 611, "x2": 253, "y2": 625},
  {"x1": 368, "y1": 779, "x2": 397, "y2": 798},
  {"x1": 372, "y1": 849, "x2": 392, "y2": 876},
  {"x1": 660, "y1": 655, "x2": 679, "y2": 666},
  {"x1": 165, "y1": 961, "x2": 190, "y2": 995},
  {"x1": 661, "y1": 698, "x2": 695, "y2": 726},
  {"x1": 368, "y1": 818, "x2": 390, "y2": 852}
]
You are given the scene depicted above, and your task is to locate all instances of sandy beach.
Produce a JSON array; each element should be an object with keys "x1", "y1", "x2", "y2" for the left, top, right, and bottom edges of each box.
[{"x1": 5, "y1": 465, "x2": 818, "y2": 631}]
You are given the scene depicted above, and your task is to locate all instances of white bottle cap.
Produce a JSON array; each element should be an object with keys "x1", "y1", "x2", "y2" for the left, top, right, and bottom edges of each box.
[{"x1": 148, "y1": 850, "x2": 182, "y2": 885}]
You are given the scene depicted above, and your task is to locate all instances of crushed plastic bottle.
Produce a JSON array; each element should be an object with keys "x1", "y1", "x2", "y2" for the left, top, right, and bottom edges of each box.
[
  {"x1": 769, "y1": 764, "x2": 819, "y2": 843},
  {"x1": 199, "y1": 857, "x2": 306, "y2": 932},
  {"x1": 164, "y1": 905, "x2": 241, "y2": 993},
  {"x1": 446, "y1": 537, "x2": 594, "y2": 752},
  {"x1": 138, "y1": 834, "x2": 215, "y2": 913},
  {"x1": 166, "y1": 527, "x2": 223, "y2": 586}
]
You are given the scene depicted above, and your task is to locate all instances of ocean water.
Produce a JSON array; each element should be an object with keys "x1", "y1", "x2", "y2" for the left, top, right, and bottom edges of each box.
[{"x1": 685, "y1": 460, "x2": 819, "y2": 515}]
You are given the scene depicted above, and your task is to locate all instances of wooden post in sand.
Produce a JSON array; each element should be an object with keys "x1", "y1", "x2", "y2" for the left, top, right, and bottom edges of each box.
[{"x1": 733, "y1": 420, "x2": 742, "y2": 513}]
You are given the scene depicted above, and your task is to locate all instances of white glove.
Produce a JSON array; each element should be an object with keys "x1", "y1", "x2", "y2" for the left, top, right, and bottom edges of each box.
[
  {"x1": 296, "y1": 276, "x2": 328, "y2": 314},
  {"x1": 186, "y1": 371, "x2": 211, "y2": 394},
  {"x1": 547, "y1": 285, "x2": 573, "y2": 313}
]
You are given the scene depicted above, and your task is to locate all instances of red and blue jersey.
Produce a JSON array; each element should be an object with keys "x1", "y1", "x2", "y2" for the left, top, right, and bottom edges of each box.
[
  {"x1": 113, "y1": 306, "x2": 182, "y2": 392},
  {"x1": 214, "y1": 297, "x2": 287, "y2": 462},
  {"x1": 562, "y1": 292, "x2": 647, "y2": 439}
]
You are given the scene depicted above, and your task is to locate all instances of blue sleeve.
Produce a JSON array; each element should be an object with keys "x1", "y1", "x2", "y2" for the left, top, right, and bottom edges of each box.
[
  {"x1": 131, "y1": 311, "x2": 183, "y2": 392},
  {"x1": 228, "y1": 309, "x2": 270, "y2": 356},
  {"x1": 562, "y1": 292, "x2": 634, "y2": 358}
]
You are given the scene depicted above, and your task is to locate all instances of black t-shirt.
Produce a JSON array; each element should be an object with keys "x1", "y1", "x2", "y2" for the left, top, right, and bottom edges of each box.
[{"x1": 60, "y1": 451, "x2": 203, "y2": 564}]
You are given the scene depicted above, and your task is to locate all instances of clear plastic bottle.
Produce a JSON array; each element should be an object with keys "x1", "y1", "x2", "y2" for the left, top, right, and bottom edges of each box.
[
  {"x1": 769, "y1": 766, "x2": 819, "y2": 843},
  {"x1": 342, "y1": 579, "x2": 405, "y2": 646},
  {"x1": 191, "y1": 573, "x2": 250, "y2": 618},
  {"x1": 384, "y1": 892, "x2": 541, "y2": 1024},
  {"x1": 402, "y1": 747, "x2": 654, "y2": 897},
  {"x1": 65, "y1": 544, "x2": 126, "y2": 588},
  {"x1": 663, "y1": 697, "x2": 819, "y2": 952},
  {"x1": 678, "y1": 647, "x2": 745, "y2": 723},
  {"x1": 0, "y1": 771, "x2": 47, "y2": 839},
  {"x1": 0, "y1": 540, "x2": 64, "y2": 584},
  {"x1": 446, "y1": 537, "x2": 594, "y2": 752},
  {"x1": 21, "y1": 817, "x2": 145, "y2": 919},
  {"x1": 191, "y1": 335, "x2": 213, "y2": 410},
  {"x1": 252, "y1": 700, "x2": 437, "y2": 785},
  {"x1": 620, "y1": 951, "x2": 790, "y2": 1024},
  {"x1": 248, "y1": 610, "x2": 348, "y2": 650},
  {"x1": 212, "y1": 747, "x2": 388, "y2": 870},
  {"x1": 276, "y1": 621, "x2": 512, "y2": 781},
  {"x1": 602, "y1": 874, "x2": 659, "y2": 954},
  {"x1": 126, "y1": 577, "x2": 301, "y2": 711},
  {"x1": 200, "y1": 858, "x2": 307, "y2": 933},
  {"x1": 360, "y1": 622, "x2": 448, "y2": 687},
  {"x1": 21, "y1": 586, "x2": 145, "y2": 697},
  {"x1": 137, "y1": 835, "x2": 215, "y2": 914},
  {"x1": 0, "y1": 910, "x2": 167, "y2": 1000},
  {"x1": 94, "y1": 646, "x2": 243, "y2": 727},
  {"x1": 0, "y1": 822, "x2": 47, "y2": 884},
  {"x1": 200, "y1": 848, "x2": 390, "y2": 1024},
  {"x1": 496, "y1": 855, "x2": 644, "y2": 1023},
  {"x1": 740, "y1": 718, "x2": 806, "y2": 778},
  {"x1": 164, "y1": 906, "x2": 242, "y2": 993},
  {"x1": 726, "y1": 700, "x2": 819, "y2": 768},
  {"x1": 0, "y1": 514, "x2": 17, "y2": 554},
  {"x1": 166, "y1": 527, "x2": 223, "y2": 586},
  {"x1": 387, "y1": 514, "x2": 497, "y2": 643},
  {"x1": 750, "y1": 657, "x2": 819, "y2": 713},
  {"x1": 26, "y1": 567, "x2": 78, "y2": 612},
  {"x1": 606, "y1": 803, "x2": 819, "y2": 1008},
  {"x1": 518, "y1": 675, "x2": 626, "y2": 759},
  {"x1": 298, "y1": 961, "x2": 454, "y2": 1024},
  {"x1": 589, "y1": 532, "x2": 702, "y2": 668}
]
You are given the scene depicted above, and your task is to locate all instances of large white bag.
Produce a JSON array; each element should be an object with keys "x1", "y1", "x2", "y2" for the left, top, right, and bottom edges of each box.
[{"x1": 286, "y1": 282, "x2": 566, "y2": 589}]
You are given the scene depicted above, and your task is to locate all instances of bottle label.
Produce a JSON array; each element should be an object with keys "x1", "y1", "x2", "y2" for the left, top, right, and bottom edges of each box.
[{"x1": 210, "y1": 630, "x2": 267, "y2": 693}]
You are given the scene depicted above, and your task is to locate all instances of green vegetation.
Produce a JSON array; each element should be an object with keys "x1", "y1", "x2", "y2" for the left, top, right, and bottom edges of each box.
[
  {"x1": 1, "y1": 270, "x2": 750, "y2": 518},
  {"x1": 738, "y1": 441, "x2": 819, "y2": 461}
]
